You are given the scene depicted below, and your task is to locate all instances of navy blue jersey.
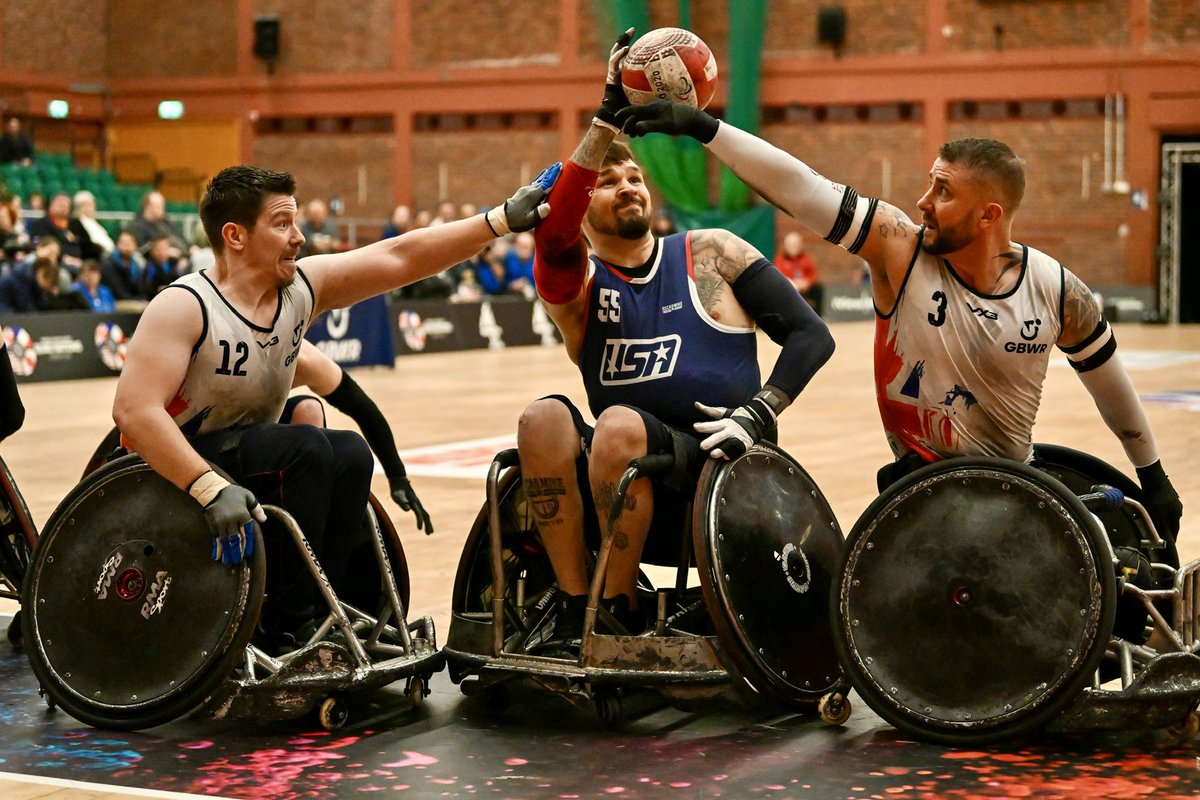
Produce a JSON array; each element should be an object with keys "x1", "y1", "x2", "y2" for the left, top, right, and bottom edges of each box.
[{"x1": 578, "y1": 232, "x2": 760, "y2": 431}]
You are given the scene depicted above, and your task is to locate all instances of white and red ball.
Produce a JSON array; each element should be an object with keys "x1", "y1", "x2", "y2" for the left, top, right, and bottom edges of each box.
[{"x1": 621, "y1": 27, "x2": 717, "y2": 110}]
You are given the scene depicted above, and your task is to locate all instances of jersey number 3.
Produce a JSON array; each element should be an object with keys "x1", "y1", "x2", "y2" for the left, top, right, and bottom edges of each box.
[
  {"x1": 216, "y1": 339, "x2": 249, "y2": 376},
  {"x1": 928, "y1": 291, "x2": 947, "y2": 327},
  {"x1": 598, "y1": 288, "x2": 621, "y2": 323}
]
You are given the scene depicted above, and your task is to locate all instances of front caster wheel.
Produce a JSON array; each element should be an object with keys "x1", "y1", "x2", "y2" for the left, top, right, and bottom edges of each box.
[
  {"x1": 819, "y1": 690, "x2": 852, "y2": 726},
  {"x1": 318, "y1": 695, "x2": 349, "y2": 730}
]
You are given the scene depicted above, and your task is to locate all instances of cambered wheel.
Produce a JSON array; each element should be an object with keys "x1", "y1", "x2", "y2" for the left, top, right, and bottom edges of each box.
[
  {"x1": 451, "y1": 465, "x2": 560, "y2": 653},
  {"x1": 834, "y1": 458, "x2": 1116, "y2": 746},
  {"x1": 22, "y1": 455, "x2": 265, "y2": 730}
]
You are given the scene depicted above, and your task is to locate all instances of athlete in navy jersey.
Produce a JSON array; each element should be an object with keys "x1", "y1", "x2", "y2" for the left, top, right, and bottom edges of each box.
[
  {"x1": 515, "y1": 32, "x2": 834, "y2": 654},
  {"x1": 578, "y1": 231, "x2": 760, "y2": 431}
]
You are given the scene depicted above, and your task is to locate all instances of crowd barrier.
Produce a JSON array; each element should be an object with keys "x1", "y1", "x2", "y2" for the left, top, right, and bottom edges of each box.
[
  {"x1": 1, "y1": 284, "x2": 1153, "y2": 383},
  {"x1": 1, "y1": 295, "x2": 562, "y2": 383}
]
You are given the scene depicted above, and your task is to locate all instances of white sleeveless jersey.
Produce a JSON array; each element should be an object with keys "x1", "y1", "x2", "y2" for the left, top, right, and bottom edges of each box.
[
  {"x1": 874, "y1": 240, "x2": 1064, "y2": 464},
  {"x1": 165, "y1": 269, "x2": 314, "y2": 438}
]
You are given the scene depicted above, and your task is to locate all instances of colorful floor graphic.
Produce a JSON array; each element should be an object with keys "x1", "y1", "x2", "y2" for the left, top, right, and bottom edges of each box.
[{"x1": 2, "y1": 625, "x2": 1200, "y2": 799}]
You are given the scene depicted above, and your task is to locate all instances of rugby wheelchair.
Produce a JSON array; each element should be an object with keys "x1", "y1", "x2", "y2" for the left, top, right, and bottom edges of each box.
[
  {"x1": 21, "y1": 444, "x2": 443, "y2": 731},
  {"x1": 443, "y1": 442, "x2": 852, "y2": 724},
  {"x1": 832, "y1": 444, "x2": 1197, "y2": 745},
  {"x1": 0, "y1": 455, "x2": 37, "y2": 647}
]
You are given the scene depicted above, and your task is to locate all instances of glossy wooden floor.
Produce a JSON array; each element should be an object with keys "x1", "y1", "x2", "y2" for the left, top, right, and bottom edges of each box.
[{"x1": 1, "y1": 320, "x2": 1198, "y2": 799}]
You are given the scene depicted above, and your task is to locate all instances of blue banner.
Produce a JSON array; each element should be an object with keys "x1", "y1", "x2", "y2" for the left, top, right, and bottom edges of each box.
[{"x1": 305, "y1": 295, "x2": 394, "y2": 368}]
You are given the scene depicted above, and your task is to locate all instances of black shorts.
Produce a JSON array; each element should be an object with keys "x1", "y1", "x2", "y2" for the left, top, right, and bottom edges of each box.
[{"x1": 543, "y1": 395, "x2": 704, "y2": 566}]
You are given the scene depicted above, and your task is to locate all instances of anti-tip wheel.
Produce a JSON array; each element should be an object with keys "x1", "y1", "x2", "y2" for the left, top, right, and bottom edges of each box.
[
  {"x1": 818, "y1": 691, "x2": 852, "y2": 726},
  {"x1": 406, "y1": 677, "x2": 427, "y2": 708},
  {"x1": 318, "y1": 696, "x2": 349, "y2": 731},
  {"x1": 594, "y1": 689, "x2": 624, "y2": 726},
  {"x1": 6, "y1": 611, "x2": 21, "y2": 647}
]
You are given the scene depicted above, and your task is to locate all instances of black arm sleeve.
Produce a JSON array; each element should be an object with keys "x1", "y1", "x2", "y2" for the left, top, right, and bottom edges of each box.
[
  {"x1": 730, "y1": 259, "x2": 836, "y2": 400},
  {"x1": 0, "y1": 344, "x2": 25, "y2": 443},
  {"x1": 321, "y1": 371, "x2": 407, "y2": 482}
]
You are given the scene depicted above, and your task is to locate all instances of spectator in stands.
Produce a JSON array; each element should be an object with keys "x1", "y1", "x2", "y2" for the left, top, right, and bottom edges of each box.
[
  {"x1": 189, "y1": 225, "x2": 216, "y2": 273},
  {"x1": 140, "y1": 235, "x2": 180, "y2": 297},
  {"x1": 26, "y1": 192, "x2": 45, "y2": 212},
  {"x1": 102, "y1": 230, "x2": 146, "y2": 303},
  {"x1": 129, "y1": 191, "x2": 191, "y2": 267},
  {"x1": 34, "y1": 257, "x2": 88, "y2": 312},
  {"x1": 27, "y1": 192, "x2": 99, "y2": 274},
  {"x1": 0, "y1": 254, "x2": 38, "y2": 312},
  {"x1": 449, "y1": 255, "x2": 483, "y2": 302},
  {"x1": 0, "y1": 117, "x2": 34, "y2": 166},
  {"x1": 413, "y1": 208, "x2": 433, "y2": 229},
  {"x1": 776, "y1": 231, "x2": 825, "y2": 316},
  {"x1": 71, "y1": 259, "x2": 116, "y2": 313},
  {"x1": 73, "y1": 190, "x2": 116, "y2": 256},
  {"x1": 651, "y1": 209, "x2": 676, "y2": 236},
  {"x1": 381, "y1": 204, "x2": 412, "y2": 239},
  {"x1": 503, "y1": 231, "x2": 537, "y2": 298},
  {"x1": 0, "y1": 190, "x2": 30, "y2": 258},
  {"x1": 459, "y1": 202, "x2": 478, "y2": 221},
  {"x1": 435, "y1": 200, "x2": 458, "y2": 224},
  {"x1": 299, "y1": 198, "x2": 337, "y2": 257},
  {"x1": 475, "y1": 237, "x2": 512, "y2": 296},
  {"x1": 11, "y1": 237, "x2": 69, "y2": 294}
]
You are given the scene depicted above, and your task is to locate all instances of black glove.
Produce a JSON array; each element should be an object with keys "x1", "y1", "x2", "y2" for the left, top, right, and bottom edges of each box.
[
  {"x1": 205, "y1": 484, "x2": 265, "y2": 566},
  {"x1": 616, "y1": 100, "x2": 720, "y2": 144},
  {"x1": 390, "y1": 475, "x2": 434, "y2": 535},
  {"x1": 1136, "y1": 461, "x2": 1183, "y2": 542},
  {"x1": 692, "y1": 397, "x2": 776, "y2": 460},
  {"x1": 595, "y1": 27, "x2": 636, "y2": 131},
  {"x1": 484, "y1": 162, "x2": 562, "y2": 236}
]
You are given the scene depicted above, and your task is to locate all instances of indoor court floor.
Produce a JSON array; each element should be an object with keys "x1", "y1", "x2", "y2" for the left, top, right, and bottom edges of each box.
[{"x1": 1, "y1": 319, "x2": 1199, "y2": 800}]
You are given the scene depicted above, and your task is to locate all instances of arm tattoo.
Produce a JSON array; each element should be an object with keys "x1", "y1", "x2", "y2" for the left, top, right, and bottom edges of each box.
[
  {"x1": 572, "y1": 126, "x2": 616, "y2": 170},
  {"x1": 876, "y1": 207, "x2": 912, "y2": 240},
  {"x1": 1062, "y1": 269, "x2": 1101, "y2": 341},
  {"x1": 991, "y1": 250, "x2": 1023, "y2": 292},
  {"x1": 690, "y1": 230, "x2": 758, "y2": 313}
]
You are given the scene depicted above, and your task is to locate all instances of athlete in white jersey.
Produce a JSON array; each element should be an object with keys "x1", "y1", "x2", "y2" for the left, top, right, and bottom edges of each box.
[
  {"x1": 616, "y1": 102, "x2": 1183, "y2": 543},
  {"x1": 113, "y1": 164, "x2": 557, "y2": 651},
  {"x1": 876, "y1": 241, "x2": 1066, "y2": 465}
]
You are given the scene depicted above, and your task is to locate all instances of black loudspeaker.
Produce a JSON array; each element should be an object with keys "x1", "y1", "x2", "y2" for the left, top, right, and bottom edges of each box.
[
  {"x1": 253, "y1": 17, "x2": 280, "y2": 61},
  {"x1": 817, "y1": 5, "x2": 846, "y2": 48}
]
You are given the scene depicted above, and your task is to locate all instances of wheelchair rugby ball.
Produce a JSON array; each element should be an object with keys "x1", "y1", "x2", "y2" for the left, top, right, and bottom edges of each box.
[{"x1": 621, "y1": 27, "x2": 717, "y2": 110}]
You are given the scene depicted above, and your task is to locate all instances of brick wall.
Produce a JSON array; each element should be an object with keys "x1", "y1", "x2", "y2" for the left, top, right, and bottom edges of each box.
[
  {"x1": 411, "y1": 0, "x2": 559, "y2": 68},
  {"x1": 944, "y1": 0, "x2": 1128, "y2": 51},
  {"x1": 254, "y1": 0, "x2": 393, "y2": 74},
  {"x1": 410, "y1": 129, "x2": 559, "y2": 213},
  {"x1": 760, "y1": 121, "x2": 927, "y2": 283},
  {"x1": 1, "y1": 0, "x2": 106, "y2": 77},
  {"x1": 765, "y1": 0, "x2": 924, "y2": 57},
  {"x1": 1149, "y1": 0, "x2": 1200, "y2": 49},
  {"x1": 252, "y1": 132, "x2": 395, "y2": 220},
  {"x1": 106, "y1": 0, "x2": 237, "y2": 78}
]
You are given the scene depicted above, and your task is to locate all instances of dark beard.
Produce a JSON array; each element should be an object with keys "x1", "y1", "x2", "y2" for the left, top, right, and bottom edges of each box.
[
  {"x1": 920, "y1": 226, "x2": 970, "y2": 256},
  {"x1": 615, "y1": 215, "x2": 651, "y2": 240}
]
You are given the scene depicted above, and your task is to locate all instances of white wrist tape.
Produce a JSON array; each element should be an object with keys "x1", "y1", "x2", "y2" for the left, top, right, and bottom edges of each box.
[
  {"x1": 707, "y1": 122, "x2": 876, "y2": 253},
  {"x1": 188, "y1": 470, "x2": 230, "y2": 508},
  {"x1": 484, "y1": 206, "x2": 510, "y2": 238}
]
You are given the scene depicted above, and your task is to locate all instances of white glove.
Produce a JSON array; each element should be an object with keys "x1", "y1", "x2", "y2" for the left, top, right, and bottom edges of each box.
[{"x1": 693, "y1": 397, "x2": 776, "y2": 460}]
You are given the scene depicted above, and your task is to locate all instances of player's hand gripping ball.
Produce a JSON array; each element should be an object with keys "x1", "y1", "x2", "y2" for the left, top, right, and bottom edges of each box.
[{"x1": 621, "y1": 27, "x2": 717, "y2": 110}]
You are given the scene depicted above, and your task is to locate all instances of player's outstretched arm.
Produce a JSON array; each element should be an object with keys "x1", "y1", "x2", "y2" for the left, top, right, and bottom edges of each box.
[
  {"x1": 616, "y1": 101, "x2": 920, "y2": 304},
  {"x1": 1058, "y1": 268, "x2": 1182, "y2": 540},
  {"x1": 303, "y1": 167, "x2": 559, "y2": 316}
]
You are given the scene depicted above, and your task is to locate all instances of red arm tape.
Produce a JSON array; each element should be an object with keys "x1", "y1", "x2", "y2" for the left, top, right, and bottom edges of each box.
[{"x1": 533, "y1": 161, "x2": 598, "y2": 305}]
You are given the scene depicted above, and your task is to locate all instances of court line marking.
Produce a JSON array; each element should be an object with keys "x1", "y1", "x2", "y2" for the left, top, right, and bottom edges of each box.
[{"x1": 0, "y1": 771, "x2": 234, "y2": 800}]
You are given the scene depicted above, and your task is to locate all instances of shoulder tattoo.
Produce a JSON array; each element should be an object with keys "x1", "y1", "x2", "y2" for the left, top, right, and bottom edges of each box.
[
  {"x1": 689, "y1": 230, "x2": 757, "y2": 313},
  {"x1": 875, "y1": 204, "x2": 914, "y2": 240},
  {"x1": 1062, "y1": 269, "x2": 1101, "y2": 337}
]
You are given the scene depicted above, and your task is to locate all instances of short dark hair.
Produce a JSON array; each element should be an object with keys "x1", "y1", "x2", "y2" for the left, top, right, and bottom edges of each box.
[
  {"x1": 602, "y1": 140, "x2": 637, "y2": 169},
  {"x1": 200, "y1": 165, "x2": 296, "y2": 254},
  {"x1": 939, "y1": 138, "x2": 1026, "y2": 213}
]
